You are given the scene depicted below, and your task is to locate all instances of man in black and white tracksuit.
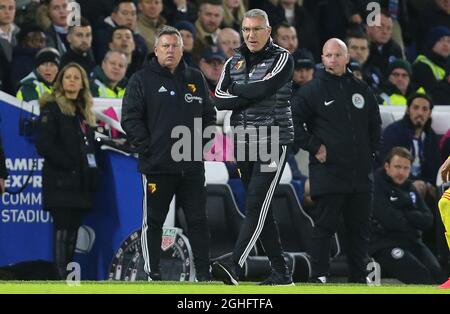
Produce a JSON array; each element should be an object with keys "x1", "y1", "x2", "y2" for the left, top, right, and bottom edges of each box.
[
  {"x1": 292, "y1": 38, "x2": 381, "y2": 283},
  {"x1": 212, "y1": 9, "x2": 295, "y2": 286},
  {"x1": 121, "y1": 26, "x2": 216, "y2": 281}
]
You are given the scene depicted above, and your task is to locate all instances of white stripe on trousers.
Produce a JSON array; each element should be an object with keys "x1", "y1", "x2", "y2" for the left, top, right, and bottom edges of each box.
[
  {"x1": 238, "y1": 145, "x2": 288, "y2": 267},
  {"x1": 141, "y1": 175, "x2": 151, "y2": 275}
]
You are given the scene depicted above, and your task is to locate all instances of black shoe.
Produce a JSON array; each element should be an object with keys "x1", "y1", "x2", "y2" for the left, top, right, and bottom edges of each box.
[
  {"x1": 259, "y1": 270, "x2": 294, "y2": 286},
  {"x1": 148, "y1": 272, "x2": 162, "y2": 281},
  {"x1": 211, "y1": 261, "x2": 239, "y2": 285},
  {"x1": 308, "y1": 276, "x2": 327, "y2": 284}
]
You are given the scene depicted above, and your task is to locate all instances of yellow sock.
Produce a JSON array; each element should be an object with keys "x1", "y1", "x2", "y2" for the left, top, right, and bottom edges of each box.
[{"x1": 438, "y1": 189, "x2": 450, "y2": 249}]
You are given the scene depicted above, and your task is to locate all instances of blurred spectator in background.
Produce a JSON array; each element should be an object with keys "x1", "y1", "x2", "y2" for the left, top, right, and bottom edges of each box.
[
  {"x1": 0, "y1": 0, "x2": 19, "y2": 49},
  {"x1": 370, "y1": 147, "x2": 446, "y2": 285},
  {"x1": 365, "y1": 10, "x2": 403, "y2": 80},
  {"x1": 348, "y1": 58, "x2": 363, "y2": 81},
  {"x1": 10, "y1": 24, "x2": 46, "y2": 93},
  {"x1": 291, "y1": 48, "x2": 314, "y2": 94},
  {"x1": 303, "y1": 0, "x2": 359, "y2": 58},
  {"x1": 93, "y1": 0, "x2": 148, "y2": 67},
  {"x1": 161, "y1": 0, "x2": 198, "y2": 25},
  {"x1": 380, "y1": 93, "x2": 441, "y2": 198},
  {"x1": 346, "y1": 30, "x2": 383, "y2": 92},
  {"x1": 38, "y1": 0, "x2": 69, "y2": 55},
  {"x1": 222, "y1": 0, "x2": 246, "y2": 31},
  {"x1": 137, "y1": 0, "x2": 166, "y2": 52},
  {"x1": 273, "y1": 22, "x2": 297, "y2": 54},
  {"x1": 60, "y1": 18, "x2": 96, "y2": 75},
  {"x1": 431, "y1": 62, "x2": 450, "y2": 106},
  {"x1": 413, "y1": 26, "x2": 450, "y2": 93},
  {"x1": 380, "y1": 59, "x2": 425, "y2": 106},
  {"x1": 192, "y1": 0, "x2": 223, "y2": 64},
  {"x1": 16, "y1": 47, "x2": 60, "y2": 101},
  {"x1": 198, "y1": 46, "x2": 225, "y2": 94},
  {"x1": 217, "y1": 27, "x2": 240, "y2": 58},
  {"x1": 257, "y1": 0, "x2": 320, "y2": 59},
  {"x1": 108, "y1": 26, "x2": 143, "y2": 78},
  {"x1": 77, "y1": 0, "x2": 116, "y2": 26},
  {"x1": 416, "y1": 0, "x2": 450, "y2": 53},
  {"x1": 90, "y1": 50, "x2": 128, "y2": 98},
  {"x1": 175, "y1": 20, "x2": 196, "y2": 66}
]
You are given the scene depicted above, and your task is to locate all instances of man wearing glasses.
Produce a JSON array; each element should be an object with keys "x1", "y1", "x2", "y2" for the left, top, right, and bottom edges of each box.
[{"x1": 213, "y1": 9, "x2": 295, "y2": 286}]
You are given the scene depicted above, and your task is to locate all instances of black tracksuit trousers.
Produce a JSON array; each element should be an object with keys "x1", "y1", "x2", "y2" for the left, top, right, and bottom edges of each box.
[
  {"x1": 233, "y1": 145, "x2": 289, "y2": 273},
  {"x1": 141, "y1": 169, "x2": 210, "y2": 277}
]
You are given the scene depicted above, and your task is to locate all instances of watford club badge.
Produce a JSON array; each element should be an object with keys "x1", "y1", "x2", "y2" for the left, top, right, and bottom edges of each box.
[
  {"x1": 187, "y1": 84, "x2": 197, "y2": 93},
  {"x1": 235, "y1": 60, "x2": 244, "y2": 70},
  {"x1": 148, "y1": 183, "x2": 157, "y2": 194}
]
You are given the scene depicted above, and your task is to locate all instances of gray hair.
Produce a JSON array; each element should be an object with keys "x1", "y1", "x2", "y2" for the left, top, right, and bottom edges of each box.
[
  {"x1": 154, "y1": 25, "x2": 183, "y2": 48},
  {"x1": 243, "y1": 9, "x2": 270, "y2": 27},
  {"x1": 103, "y1": 49, "x2": 129, "y2": 65}
]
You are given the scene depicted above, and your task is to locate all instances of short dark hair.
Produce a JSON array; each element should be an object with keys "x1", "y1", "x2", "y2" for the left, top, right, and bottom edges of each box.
[
  {"x1": 110, "y1": 25, "x2": 134, "y2": 43},
  {"x1": 273, "y1": 22, "x2": 293, "y2": 38},
  {"x1": 407, "y1": 93, "x2": 434, "y2": 110},
  {"x1": 68, "y1": 17, "x2": 91, "y2": 34},
  {"x1": 346, "y1": 30, "x2": 369, "y2": 44},
  {"x1": 384, "y1": 147, "x2": 413, "y2": 164},
  {"x1": 113, "y1": 0, "x2": 135, "y2": 13},
  {"x1": 17, "y1": 24, "x2": 45, "y2": 44}
]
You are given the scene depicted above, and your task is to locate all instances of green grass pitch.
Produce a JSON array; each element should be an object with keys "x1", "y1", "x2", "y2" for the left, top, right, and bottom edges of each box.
[{"x1": 0, "y1": 281, "x2": 449, "y2": 294}]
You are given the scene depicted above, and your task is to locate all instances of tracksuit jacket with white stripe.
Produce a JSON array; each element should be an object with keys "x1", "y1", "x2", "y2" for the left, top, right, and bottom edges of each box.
[
  {"x1": 121, "y1": 58, "x2": 216, "y2": 175},
  {"x1": 214, "y1": 39, "x2": 295, "y2": 145}
]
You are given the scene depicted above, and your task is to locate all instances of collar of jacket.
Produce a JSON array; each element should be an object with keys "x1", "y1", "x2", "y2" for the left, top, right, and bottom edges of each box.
[
  {"x1": 91, "y1": 66, "x2": 127, "y2": 89},
  {"x1": 148, "y1": 57, "x2": 187, "y2": 77},
  {"x1": 376, "y1": 167, "x2": 412, "y2": 190},
  {"x1": 20, "y1": 70, "x2": 52, "y2": 87},
  {"x1": 400, "y1": 114, "x2": 433, "y2": 134},
  {"x1": 316, "y1": 67, "x2": 353, "y2": 81},
  {"x1": 424, "y1": 50, "x2": 448, "y2": 68}
]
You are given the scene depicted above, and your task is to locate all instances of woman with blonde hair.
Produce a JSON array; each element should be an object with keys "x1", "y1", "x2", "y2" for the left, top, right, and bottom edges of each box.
[
  {"x1": 222, "y1": 0, "x2": 247, "y2": 31},
  {"x1": 36, "y1": 62, "x2": 99, "y2": 279}
]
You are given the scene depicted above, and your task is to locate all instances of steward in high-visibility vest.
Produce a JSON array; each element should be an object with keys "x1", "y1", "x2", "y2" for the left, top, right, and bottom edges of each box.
[
  {"x1": 89, "y1": 50, "x2": 128, "y2": 98},
  {"x1": 380, "y1": 58, "x2": 426, "y2": 106},
  {"x1": 413, "y1": 26, "x2": 450, "y2": 92},
  {"x1": 16, "y1": 47, "x2": 60, "y2": 102}
]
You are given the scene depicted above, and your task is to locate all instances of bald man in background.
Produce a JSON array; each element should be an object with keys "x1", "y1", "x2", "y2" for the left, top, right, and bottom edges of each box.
[{"x1": 292, "y1": 38, "x2": 381, "y2": 284}]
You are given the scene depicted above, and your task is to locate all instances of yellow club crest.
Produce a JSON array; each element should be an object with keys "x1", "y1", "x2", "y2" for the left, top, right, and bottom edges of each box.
[
  {"x1": 235, "y1": 60, "x2": 244, "y2": 70},
  {"x1": 148, "y1": 183, "x2": 157, "y2": 194},
  {"x1": 188, "y1": 84, "x2": 197, "y2": 93}
]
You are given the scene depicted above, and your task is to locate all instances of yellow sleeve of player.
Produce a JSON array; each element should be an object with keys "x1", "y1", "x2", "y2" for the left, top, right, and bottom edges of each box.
[{"x1": 439, "y1": 189, "x2": 450, "y2": 249}]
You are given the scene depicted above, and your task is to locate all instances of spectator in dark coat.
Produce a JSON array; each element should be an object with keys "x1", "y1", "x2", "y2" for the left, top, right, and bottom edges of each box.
[
  {"x1": 93, "y1": 0, "x2": 148, "y2": 66},
  {"x1": 36, "y1": 63, "x2": 99, "y2": 279},
  {"x1": 431, "y1": 62, "x2": 450, "y2": 106},
  {"x1": 10, "y1": 24, "x2": 47, "y2": 93},
  {"x1": 370, "y1": 147, "x2": 446, "y2": 285},
  {"x1": 416, "y1": 0, "x2": 450, "y2": 53},
  {"x1": 365, "y1": 10, "x2": 403, "y2": 80},
  {"x1": 60, "y1": 18, "x2": 96, "y2": 75},
  {"x1": 380, "y1": 93, "x2": 441, "y2": 195}
]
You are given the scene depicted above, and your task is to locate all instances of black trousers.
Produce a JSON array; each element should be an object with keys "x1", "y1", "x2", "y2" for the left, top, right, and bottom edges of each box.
[
  {"x1": 51, "y1": 208, "x2": 85, "y2": 279},
  {"x1": 310, "y1": 193, "x2": 371, "y2": 281},
  {"x1": 142, "y1": 170, "x2": 210, "y2": 276},
  {"x1": 233, "y1": 145, "x2": 288, "y2": 273},
  {"x1": 373, "y1": 242, "x2": 447, "y2": 285}
]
